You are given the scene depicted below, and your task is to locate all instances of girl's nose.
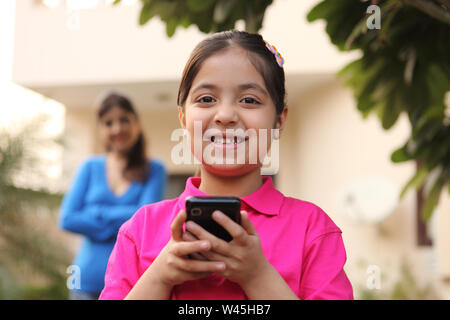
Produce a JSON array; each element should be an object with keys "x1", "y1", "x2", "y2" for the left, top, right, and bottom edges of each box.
[{"x1": 214, "y1": 103, "x2": 239, "y2": 127}]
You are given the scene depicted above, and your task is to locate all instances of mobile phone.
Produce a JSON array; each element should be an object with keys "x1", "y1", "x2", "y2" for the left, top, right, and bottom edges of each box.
[{"x1": 185, "y1": 196, "x2": 241, "y2": 242}]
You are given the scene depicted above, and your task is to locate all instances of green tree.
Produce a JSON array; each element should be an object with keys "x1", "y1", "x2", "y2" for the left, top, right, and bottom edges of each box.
[
  {"x1": 0, "y1": 117, "x2": 71, "y2": 299},
  {"x1": 307, "y1": 0, "x2": 450, "y2": 222},
  {"x1": 114, "y1": 0, "x2": 450, "y2": 222}
]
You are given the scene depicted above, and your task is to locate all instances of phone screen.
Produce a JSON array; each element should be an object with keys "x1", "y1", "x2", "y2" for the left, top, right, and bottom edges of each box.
[{"x1": 185, "y1": 196, "x2": 241, "y2": 242}]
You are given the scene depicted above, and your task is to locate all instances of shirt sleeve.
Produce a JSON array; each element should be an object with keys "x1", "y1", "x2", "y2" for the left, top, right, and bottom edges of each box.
[
  {"x1": 98, "y1": 225, "x2": 141, "y2": 300},
  {"x1": 299, "y1": 231, "x2": 354, "y2": 300}
]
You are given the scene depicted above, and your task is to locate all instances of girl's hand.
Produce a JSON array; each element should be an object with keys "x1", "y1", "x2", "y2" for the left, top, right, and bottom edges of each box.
[
  {"x1": 183, "y1": 210, "x2": 272, "y2": 290},
  {"x1": 147, "y1": 210, "x2": 226, "y2": 288}
]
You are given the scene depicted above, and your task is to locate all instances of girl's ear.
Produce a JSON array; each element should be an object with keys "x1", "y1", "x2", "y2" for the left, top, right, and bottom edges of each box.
[
  {"x1": 178, "y1": 106, "x2": 186, "y2": 129},
  {"x1": 274, "y1": 106, "x2": 288, "y2": 138}
]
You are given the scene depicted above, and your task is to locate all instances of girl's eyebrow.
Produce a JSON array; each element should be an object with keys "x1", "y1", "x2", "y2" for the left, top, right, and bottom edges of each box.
[
  {"x1": 191, "y1": 83, "x2": 217, "y2": 95},
  {"x1": 238, "y1": 83, "x2": 268, "y2": 97},
  {"x1": 191, "y1": 82, "x2": 268, "y2": 97}
]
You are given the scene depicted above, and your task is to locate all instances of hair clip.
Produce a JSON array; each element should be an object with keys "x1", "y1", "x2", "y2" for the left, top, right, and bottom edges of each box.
[{"x1": 264, "y1": 40, "x2": 285, "y2": 68}]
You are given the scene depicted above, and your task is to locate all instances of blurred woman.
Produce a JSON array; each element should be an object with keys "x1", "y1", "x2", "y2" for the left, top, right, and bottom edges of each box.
[{"x1": 59, "y1": 92, "x2": 167, "y2": 300}]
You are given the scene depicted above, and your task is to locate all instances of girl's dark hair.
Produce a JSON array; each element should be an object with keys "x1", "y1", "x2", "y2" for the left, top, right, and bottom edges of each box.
[
  {"x1": 97, "y1": 92, "x2": 149, "y2": 182},
  {"x1": 177, "y1": 30, "x2": 286, "y2": 116}
]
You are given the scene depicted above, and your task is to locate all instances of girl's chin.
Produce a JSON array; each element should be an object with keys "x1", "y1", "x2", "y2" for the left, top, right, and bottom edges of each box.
[{"x1": 201, "y1": 161, "x2": 260, "y2": 177}]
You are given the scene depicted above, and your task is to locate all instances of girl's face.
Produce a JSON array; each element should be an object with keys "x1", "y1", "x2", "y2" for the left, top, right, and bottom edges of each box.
[
  {"x1": 98, "y1": 105, "x2": 141, "y2": 155},
  {"x1": 179, "y1": 47, "x2": 287, "y2": 177}
]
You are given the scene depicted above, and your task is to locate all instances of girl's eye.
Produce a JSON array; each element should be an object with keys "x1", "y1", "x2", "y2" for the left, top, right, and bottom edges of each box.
[
  {"x1": 196, "y1": 96, "x2": 215, "y2": 104},
  {"x1": 241, "y1": 97, "x2": 260, "y2": 105},
  {"x1": 105, "y1": 120, "x2": 113, "y2": 127},
  {"x1": 120, "y1": 117, "x2": 130, "y2": 124}
]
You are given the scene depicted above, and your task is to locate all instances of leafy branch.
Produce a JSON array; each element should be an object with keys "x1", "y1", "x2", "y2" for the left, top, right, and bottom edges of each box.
[{"x1": 308, "y1": 0, "x2": 450, "y2": 221}]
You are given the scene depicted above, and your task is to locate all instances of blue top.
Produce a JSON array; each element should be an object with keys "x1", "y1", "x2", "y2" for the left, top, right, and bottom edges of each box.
[{"x1": 59, "y1": 155, "x2": 167, "y2": 294}]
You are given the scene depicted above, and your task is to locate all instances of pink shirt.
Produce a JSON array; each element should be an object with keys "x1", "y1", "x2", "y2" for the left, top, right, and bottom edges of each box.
[{"x1": 99, "y1": 176, "x2": 353, "y2": 300}]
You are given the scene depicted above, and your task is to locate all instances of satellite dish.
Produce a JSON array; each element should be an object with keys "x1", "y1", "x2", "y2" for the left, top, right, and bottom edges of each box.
[{"x1": 336, "y1": 175, "x2": 400, "y2": 224}]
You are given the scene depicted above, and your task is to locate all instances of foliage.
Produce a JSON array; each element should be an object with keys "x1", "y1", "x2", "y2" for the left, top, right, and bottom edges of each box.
[
  {"x1": 113, "y1": 0, "x2": 273, "y2": 36},
  {"x1": 0, "y1": 117, "x2": 71, "y2": 299},
  {"x1": 307, "y1": 0, "x2": 450, "y2": 221}
]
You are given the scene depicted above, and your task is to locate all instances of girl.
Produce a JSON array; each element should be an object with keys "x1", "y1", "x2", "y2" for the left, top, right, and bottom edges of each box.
[
  {"x1": 99, "y1": 31, "x2": 353, "y2": 300},
  {"x1": 60, "y1": 92, "x2": 167, "y2": 299}
]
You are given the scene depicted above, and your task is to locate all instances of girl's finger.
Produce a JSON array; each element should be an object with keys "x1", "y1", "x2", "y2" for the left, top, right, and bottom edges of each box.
[
  {"x1": 240, "y1": 211, "x2": 258, "y2": 236},
  {"x1": 182, "y1": 232, "x2": 209, "y2": 261},
  {"x1": 170, "y1": 239, "x2": 211, "y2": 257},
  {"x1": 211, "y1": 210, "x2": 248, "y2": 244},
  {"x1": 169, "y1": 255, "x2": 226, "y2": 274},
  {"x1": 185, "y1": 220, "x2": 230, "y2": 256},
  {"x1": 170, "y1": 210, "x2": 187, "y2": 241},
  {"x1": 182, "y1": 232, "x2": 229, "y2": 261},
  {"x1": 182, "y1": 231, "x2": 198, "y2": 242}
]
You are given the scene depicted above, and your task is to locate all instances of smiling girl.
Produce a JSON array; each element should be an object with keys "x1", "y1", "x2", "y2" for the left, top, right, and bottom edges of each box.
[{"x1": 99, "y1": 31, "x2": 353, "y2": 300}]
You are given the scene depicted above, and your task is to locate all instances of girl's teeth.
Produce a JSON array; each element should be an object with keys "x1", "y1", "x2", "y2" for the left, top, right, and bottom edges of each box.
[
  {"x1": 212, "y1": 137, "x2": 244, "y2": 144},
  {"x1": 216, "y1": 138, "x2": 233, "y2": 144}
]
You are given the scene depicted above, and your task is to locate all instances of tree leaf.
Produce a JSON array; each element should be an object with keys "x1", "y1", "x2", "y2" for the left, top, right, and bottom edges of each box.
[
  {"x1": 399, "y1": 165, "x2": 428, "y2": 199},
  {"x1": 139, "y1": 1, "x2": 156, "y2": 25},
  {"x1": 306, "y1": 1, "x2": 332, "y2": 22},
  {"x1": 165, "y1": 18, "x2": 178, "y2": 37},
  {"x1": 382, "y1": 90, "x2": 403, "y2": 129},
  {"x1": 422, "y1": 175, "x2": 446, "y2": 222},
  {"x1": 391, "y1": 144, "x2": 413, "y2": 163},
  {"x1": 427, "y1": 64, "x2": 450, "y2": 105},
  {"x1": 213, "y1": 0, "x2": 237, "y2": 24},
  {"x1": 187, "y1": 0, "x2": 215, "y2": 13},
  {"x1": 179, "y1": 14, "x2": 191, "y2": 29}
]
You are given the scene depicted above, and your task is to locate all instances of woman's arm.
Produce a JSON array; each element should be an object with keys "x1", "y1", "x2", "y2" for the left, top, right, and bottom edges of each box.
[{"x1": 59, "y1": 160, "x2": 118, "y2": 241}]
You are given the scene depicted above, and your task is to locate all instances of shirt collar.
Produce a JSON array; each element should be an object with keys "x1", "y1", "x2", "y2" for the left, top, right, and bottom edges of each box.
[{"x1": 177, "y1": 176, "x2": 284, "y2": 216}]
